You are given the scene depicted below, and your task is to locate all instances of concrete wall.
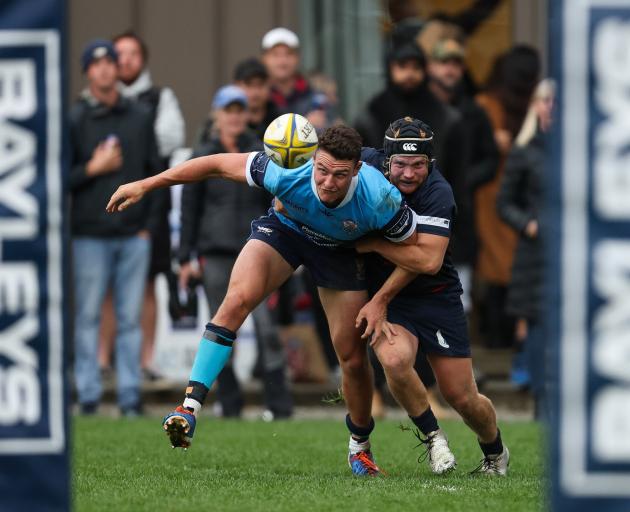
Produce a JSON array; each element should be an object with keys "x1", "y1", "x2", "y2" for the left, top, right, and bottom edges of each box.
[{"x1": 68, "y1": 0, "x2": 298, "y2": 146}]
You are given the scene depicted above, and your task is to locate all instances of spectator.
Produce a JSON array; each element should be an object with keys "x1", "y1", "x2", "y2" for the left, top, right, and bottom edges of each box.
[
  {"x1": 427, "y1": 38, "x2": 499, "y2": 312},
  {"x1": 197, "y1": 57, "x2": 280, "y2": 145},
  {"x1": 234, "y1": 57, "x2": 280, "y2": 139},
  {"x1": 354, "y1": 41, "x2": 464, "y2": 173},
  {"x1": 261, "y1": 27, "x2": 316, "y2": 116},
  {"x1": 474, "y1": 45, "x2": 540, "y2": 349},
  {"x1": 69, "y1": 39, "x2": 164, "y2": 416},
  {"x1": 113, "y1": 30, "x2": 185, "y2": 381},
  {"x1": 497, "y1": 79, "x2": 555, "y2": 407},
  {"x1": 179, "y1": 85, "x2": 293, "y2": 419},
  {"x1": 304, "y1": 72, "x2": 342, "y2": 132}
]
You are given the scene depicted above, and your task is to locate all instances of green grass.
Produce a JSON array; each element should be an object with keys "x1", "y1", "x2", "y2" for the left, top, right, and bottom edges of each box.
[{"x1": 74, "y1": 416, "x2": 545, "y2": 512}]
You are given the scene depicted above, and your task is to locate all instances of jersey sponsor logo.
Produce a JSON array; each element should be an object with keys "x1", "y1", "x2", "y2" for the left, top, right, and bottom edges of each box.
[
  {"x1": 319, "y1": 207, "x2": 332, "y2": 217},
  {"x1": 256, "y1": 226, "x2": 273, "y2": 236},
  {"x1": 402, "y1": 143, "x2": 417, "y2": 151},
  {"x1": 418, "y1": 216, "x2": 450, "y2": 229},
  {"x1": 436, "y1": 330, "x2": 450, "y2": 349},
  {"x1": 342, "y1": 219, "x2": 358, "y2": 233}
]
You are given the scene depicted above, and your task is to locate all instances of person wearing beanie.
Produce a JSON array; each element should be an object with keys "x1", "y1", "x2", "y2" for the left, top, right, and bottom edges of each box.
[{"x1": 69, "y1": 38, "x2": 165, "y2": 417}]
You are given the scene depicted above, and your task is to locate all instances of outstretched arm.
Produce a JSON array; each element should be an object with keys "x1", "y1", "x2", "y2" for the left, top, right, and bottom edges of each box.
[{"x1": 106, "y1": 152, "x2": 249, "y2": 212}]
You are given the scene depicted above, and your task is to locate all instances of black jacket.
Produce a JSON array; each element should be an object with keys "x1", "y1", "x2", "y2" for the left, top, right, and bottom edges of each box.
[
  {"x1": 497, "y1": 130, "x2": 546, "y2": 320},
  {"x1": 178, "y1": 130, "x2": 272, "y2": 261},
  {"x1": 68, "y1": 94, "x2": 165, "y2": 237},
  {"x1": 443, "y1": 93, "x2": 499, "y2": 265},
  {"x1": 355, "y1": 82, "x2": 471, "y2": 265}
]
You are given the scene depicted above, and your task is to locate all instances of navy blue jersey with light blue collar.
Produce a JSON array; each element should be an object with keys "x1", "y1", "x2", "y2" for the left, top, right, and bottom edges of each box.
[
  {"x1": 245, "y1": 151, "x2": 416, "y2": 247},
  {"x1": 360, "y1": 147, "x2": 462, "y2": 297}
]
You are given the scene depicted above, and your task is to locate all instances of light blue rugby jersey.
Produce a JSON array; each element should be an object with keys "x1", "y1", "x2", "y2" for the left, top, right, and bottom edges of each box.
[{"x1": 244, "y1": 152, "x2": 416, "y2": 247}]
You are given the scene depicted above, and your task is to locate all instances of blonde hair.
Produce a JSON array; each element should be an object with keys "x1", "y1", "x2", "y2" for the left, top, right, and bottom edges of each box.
[{"x1": 515, "y1": 78, "x2": 556, "y2": 147}]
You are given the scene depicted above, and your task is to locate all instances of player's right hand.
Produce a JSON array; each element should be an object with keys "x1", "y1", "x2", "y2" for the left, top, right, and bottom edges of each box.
[
  {"x1": 86, "y1": 142, "x2": 123, "y2": 176},
  {"x1": 106, "y1": 181, "x2": 146, "y2": 212}
]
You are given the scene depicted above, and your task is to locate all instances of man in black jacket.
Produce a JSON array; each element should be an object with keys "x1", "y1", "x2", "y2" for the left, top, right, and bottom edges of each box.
[
  {"x1": 427, "y1": 38, "x2": 499, "y2": 312},
  {"x1": 354, "y1": 41, "x2": 466, "y2": 206},
  {"x1": 69, "y1": 39, "x2": 164, "y2": 416}
]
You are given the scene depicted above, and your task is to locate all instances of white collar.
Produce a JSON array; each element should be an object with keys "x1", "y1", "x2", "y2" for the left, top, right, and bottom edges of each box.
[
  {"x1": 118, "y1": 69, "x2": 153, "y2": 97},
  {"x1": 310, "y1": 165, "x2": 359, "y2": 210}
]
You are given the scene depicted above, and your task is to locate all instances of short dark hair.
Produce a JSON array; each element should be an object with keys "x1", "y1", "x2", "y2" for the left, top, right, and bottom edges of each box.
[
  {"x1": 113, "y1": 30, "x2": 149, "y2": 62},
  {"x1": 234, "y1": 57, "x2": 268, "y2": 82},
  {"x1": 318, "y1": 125, "x2": 362, "y2": 163}
]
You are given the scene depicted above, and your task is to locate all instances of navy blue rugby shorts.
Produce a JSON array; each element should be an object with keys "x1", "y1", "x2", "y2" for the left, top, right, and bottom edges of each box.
[
  {"x1": 387, "y1": 292, "x2": 471, "y2": 357},
  {"x1": 248, "y1": 213, "x2": 366, "y2": 291}
]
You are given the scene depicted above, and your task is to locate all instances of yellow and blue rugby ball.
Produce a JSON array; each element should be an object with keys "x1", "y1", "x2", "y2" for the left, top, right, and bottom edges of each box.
[{"x1": 263, "y1": 113, "x2": 318, "y2": 169}]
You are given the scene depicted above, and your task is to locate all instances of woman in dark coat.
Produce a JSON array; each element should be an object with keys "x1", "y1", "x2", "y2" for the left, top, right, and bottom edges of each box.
[{"x1": 497, "y1": 79, "x2": 555, "y2": 413}]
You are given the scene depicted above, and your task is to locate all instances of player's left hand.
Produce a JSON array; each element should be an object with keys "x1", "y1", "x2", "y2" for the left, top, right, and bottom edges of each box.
[{"x1": 356, "y1": 297, "x2": 398, "y2": 344}]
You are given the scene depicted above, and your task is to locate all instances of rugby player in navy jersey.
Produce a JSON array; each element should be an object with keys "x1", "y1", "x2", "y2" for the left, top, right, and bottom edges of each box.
[
  {"x1": 107, "y1": 124, "x2": 417, "y2": 476},
  {"x1": 356, "y1": 117, "x2": 509, "y2": 475}
]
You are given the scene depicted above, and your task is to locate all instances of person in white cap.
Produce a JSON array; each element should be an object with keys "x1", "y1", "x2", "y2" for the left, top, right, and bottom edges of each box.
[{"x1": 261, "y1": 27, "x2": 317, "y2": 116}]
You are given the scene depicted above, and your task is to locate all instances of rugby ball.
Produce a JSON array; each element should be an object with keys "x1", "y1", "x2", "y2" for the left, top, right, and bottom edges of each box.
[{"x1": 263, "y1": 113, "x2": 318, "y2": 168}]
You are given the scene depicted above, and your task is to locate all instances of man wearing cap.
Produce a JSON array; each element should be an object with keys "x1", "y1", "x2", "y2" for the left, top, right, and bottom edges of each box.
[
  {"x1": 261, "y1": 27, "x2": 317, "y2": 117},
  {"x1": 427, "y1": 38, "x2": 499, "y2": 315},
  {"x1": 179, "y1": 85, "x2": 293, "y2": 420},
  {"x1": 197, "y1": 58, "x2": 280, "y2": 146},
  {"x1": 69, "y1": 39, "x2": 164, "y2": 416}
]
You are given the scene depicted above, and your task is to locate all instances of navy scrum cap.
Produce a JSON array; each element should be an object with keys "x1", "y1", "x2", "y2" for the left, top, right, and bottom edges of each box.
[
  {"x1": 81, "y1": 39, "x2": 118, "y2": 72},
  {"x1": 384, "y1": 117, "x2": 435, "y2": 161}
]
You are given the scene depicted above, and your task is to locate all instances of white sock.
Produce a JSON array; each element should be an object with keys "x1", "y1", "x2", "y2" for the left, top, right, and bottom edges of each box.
[
  {"x1": 349, "y1": 435, "x2": 370, "y2": 454},
  {"x1": 183, "y1": 398, "x2": 201, "y2": 416}
]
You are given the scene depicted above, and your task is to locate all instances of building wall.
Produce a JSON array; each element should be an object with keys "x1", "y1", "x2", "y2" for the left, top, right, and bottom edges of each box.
[{"x1": 68, "y1": 0, "x2": 298, "y2": 146}]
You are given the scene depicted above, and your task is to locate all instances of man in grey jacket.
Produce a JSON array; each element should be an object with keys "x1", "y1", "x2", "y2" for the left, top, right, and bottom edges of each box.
[{"x1": 114, "y1": 31, "x2": 186, "y2": 380}]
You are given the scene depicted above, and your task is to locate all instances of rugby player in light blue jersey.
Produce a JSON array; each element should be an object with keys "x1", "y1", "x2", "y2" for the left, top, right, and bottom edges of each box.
[{"x1": 107, "y1": 125, "x2": 416, "y2": 476}]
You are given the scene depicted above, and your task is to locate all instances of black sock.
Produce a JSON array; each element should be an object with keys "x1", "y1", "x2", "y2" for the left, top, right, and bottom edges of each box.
[
  {"x1": 346, "y1": 414, "x2": 374, "y2": 443},
  {"x1": 410, "y1": 407, "x2": 439, "y2": 436},
  {"x1": 479, "y1": 428, "x2": 504, "y2": 457}
]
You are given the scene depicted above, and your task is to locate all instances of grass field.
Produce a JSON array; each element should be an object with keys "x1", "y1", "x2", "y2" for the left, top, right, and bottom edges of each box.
[{"x1": 74, "y1": 415, "x2": 545, "y2": 512}]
